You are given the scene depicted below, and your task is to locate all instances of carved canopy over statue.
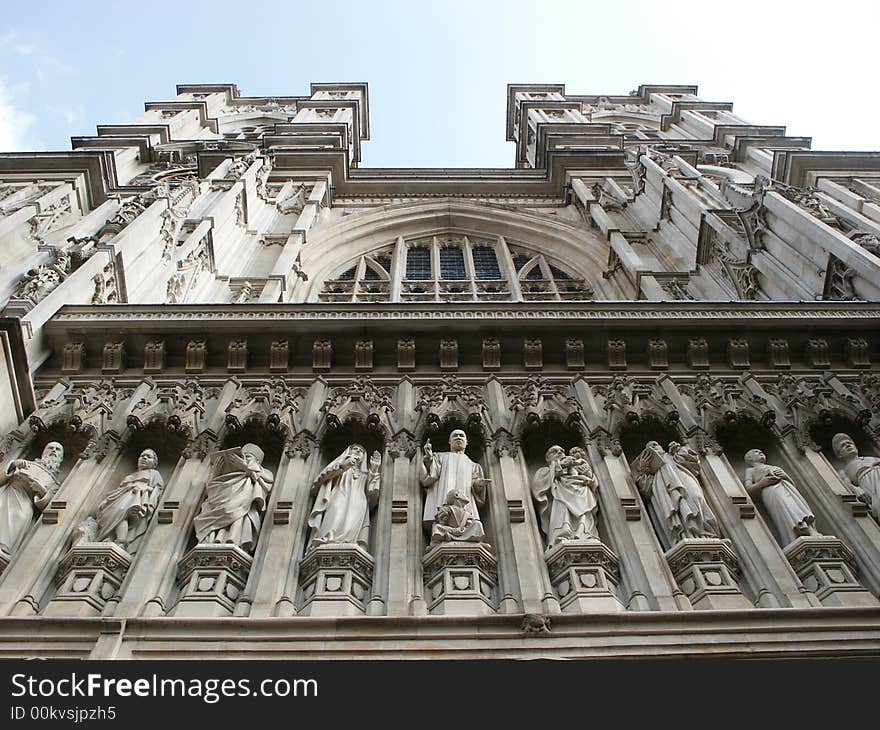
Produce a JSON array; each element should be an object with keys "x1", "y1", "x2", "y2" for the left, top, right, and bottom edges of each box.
[
  {"x1": 93, "y1": 449, "x2": 164, "y2": 554},
  {"x1": 308, "y1": 444, "x2": 381, "y2": 549},
  {"x1": 420, "y1": 429, "x2": 491, "y2": 546},
  {"x1": 634, "y1": 441, "x2": 719, "y2": 549},
  {"x1": 532, "y1": 445, "x2": 599, "y2": 548},
  {"x1": 833, "y1": 433, "x2": 880, "y2": 522},
  {"x1": 193, "y1": 443, "x2": 273, "y2": 553},
  {"x1": 743, "y1": 448, "x2": 819, "y2": 547},
  {"x1": 0, "y1": 442, "x2": 63, "y2": 553}
]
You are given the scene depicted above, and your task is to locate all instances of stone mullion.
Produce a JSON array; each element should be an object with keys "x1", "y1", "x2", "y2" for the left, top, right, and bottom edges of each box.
[
  {"x1": 781, "y1": 441, "x2": 880, "y2": 596},
  {"x1": 571, "y1": 378, "x2": 686, "y2": 611},
  {"x1": 494, "y1": 436, "x2": 558, "y2": 614},
  {"x1": 409, "y1": 445, "x2": 428, "y2": 616},
  {"x1": 2, "y1": 450, "x2": 124, "y2": 616},
  {"x1": 272, "y1": 380, "x2": 326, "y2": 616},
  {"x1": 700, "y1": 452, "x2": 815, "y2": 608},
  {"x1": 483, "y1": 444, "x2": 523, "y2": 613},
  {"x1": 232, "y1": 449, "x2": 293, "y2": 616},
  {"x1": 513, "y1": 447, "x2": 560, "y2": 613},
  {"x1": 269, "y1": 448, "x2": 320, "y2": 617},
  {"x1": 368, "y1": 441, "x2": 410, "y2": 616},
  {"x1": 247, "y1": 439, "x2": 315, "y2": 617}
]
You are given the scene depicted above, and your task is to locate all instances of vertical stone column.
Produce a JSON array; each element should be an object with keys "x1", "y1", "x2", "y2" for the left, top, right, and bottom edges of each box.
[
  {"x1": 482, "y1": 433, "x2": 521, "y2": 614},
  {"x1": 247, "y1": 432, "x2": 316, "y2": 617},
  {"x1": 489, "y1": 429, "x2": 558, "y2": 614},
  {"x1": 372, "y1": 429, "x2": 417, "y2": 616},
  {"x1": 272, "y1": 380, "x2": 326, "y2": 617},
  {"x1": 572, "y1": 378, "x2": 685, "y2": 611},
  {"x1": 1, "y1": 448, "x2": 124, "y2": 616}
]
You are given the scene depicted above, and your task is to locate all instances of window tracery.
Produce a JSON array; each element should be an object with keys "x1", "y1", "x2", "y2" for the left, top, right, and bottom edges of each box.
[{"x1": 318, "y1": 234, "x2": 593, "y2": 302}]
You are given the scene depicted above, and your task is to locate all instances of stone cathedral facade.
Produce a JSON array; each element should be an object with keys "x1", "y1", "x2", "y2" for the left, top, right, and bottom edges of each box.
[{"x1": 0, "y1": 81, "x2": 879, "y2": 659}]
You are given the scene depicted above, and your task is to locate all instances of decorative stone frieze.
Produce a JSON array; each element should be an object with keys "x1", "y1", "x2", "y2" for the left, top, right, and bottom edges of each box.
[
  {"x1": 607, "y1": 339, "x2": 626, "y2": 370},
  {"x1": 767, "y1": 338, "x2": 791, "y2": 369},
  {"x1": 397, "y1": 338, "x2": 416, "y2": 370},
  {"x1": 269, "y1": 340, "x2": 289, "y2": 372},
  {"x1": 481, "y1": 337, "x2": 501, "y2": 370},
  {"x1": 523, "y1": 338, "x2": 542, "y2": 369},
  {"x1": 101, "y1": 342, "x2": 125, "y2": 373},
  {"x1": 355, "y1": 339, "x2": 373, "y2": 370},
  {"x1": 144, "y1": 340, "x2": 165, "y2": 373},
  {"x1": 227, "y1": 339, "x2": 248, "y2": 372},
  {"x1": 185, "y1": 339, "x2": 207, "y2": 373},
  {"x1": 565, "y1": 338, "x2": 584, "y2": 369},
  {"x1": 312, "y1": 339, "x2": 332, "y2": 370},
  {"x1": 648, "y1": 338, "x2": 668, "y2": 370},
  {"x1": 439, "y1": 338, "x2": 458, "y2": 370},
  {"x1": 805, "y1": 338, "x2": 830, "y2": 368},
  {"x1": 687, "y1": 338, "x2": 709, "y2": 369},
  {"x1": 727, "y1": 338, "x2": 749, "y2": 369}
]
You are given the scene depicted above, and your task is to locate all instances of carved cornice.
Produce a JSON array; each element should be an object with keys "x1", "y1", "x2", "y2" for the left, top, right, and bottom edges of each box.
[{"x1": 48, "y1": 302, "x2": 880, "y2": 328}]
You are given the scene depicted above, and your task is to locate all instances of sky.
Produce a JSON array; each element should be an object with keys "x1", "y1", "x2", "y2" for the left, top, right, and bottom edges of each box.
[{"x1": 0, "y1": 0, "x2": 878, "y2": 168}]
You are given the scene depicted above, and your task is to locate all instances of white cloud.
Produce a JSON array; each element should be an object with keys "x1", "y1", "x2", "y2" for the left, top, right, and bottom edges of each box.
[{"x1": 0, "y1": 77, "x2": 35, "y2": 152}]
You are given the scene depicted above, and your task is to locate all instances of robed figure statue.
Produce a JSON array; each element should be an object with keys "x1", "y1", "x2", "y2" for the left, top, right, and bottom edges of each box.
[
  {"x1": 833, "y1": 433, "x2": 880, "y2": 522},
  {"x1": 308, "y1": 444, "x2": 381, "y2": 550},
  {"x1": 635, "y1": 441, "x2": 719, "y2": 549},
  {"x1": 420, "y1": 429, "x2": 491, "y2": 545},
  {"x1": 94, "y1": 449, "x2": 164, "y2": 553},
  {"x1": 0, "y1": 441, "x2": 64, "y2": 553},
  {"x1": 193, "y1": 443, "x2": 274, "y2": 553},
  {"x1": 532, "y1": 445, "x2": 600, "y2": 548},
  {"x1": 743, "y1": 448, "x2": 819, "y2": 547}
]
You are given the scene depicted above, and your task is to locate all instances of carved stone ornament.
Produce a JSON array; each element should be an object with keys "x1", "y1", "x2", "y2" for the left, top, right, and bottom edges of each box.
[
  {"x1": 422, "y1": 542, "x2": 497, "y2": 616},
  {"x1": 665, "y1": 538, "x2": 751, "y2": 610},
  {"x1": 544, "y1": 540, "x2": 623, "y2": 613},
  {"x1": 783, "y1": 536, "x2": 876, "y2": 607},
  {"x1": 298, "y1": 543, "x2": 375, "y2": 617},
  {"x1": 174, "y1": 543, "x2": 253, "y2": 617},
  {"x1": 45, "y1": 542, "x2": 133, "y2": 616}
]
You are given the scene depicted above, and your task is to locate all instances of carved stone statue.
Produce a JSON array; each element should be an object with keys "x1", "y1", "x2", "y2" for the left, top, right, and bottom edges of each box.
[
  {"x1": 420, "y1": 429, "x2": 491, "y2": 545},
  {"x1": 635, "y1": 441, "x2": 719, "y2": 549},
  {"x1": 308, "y1": 444, "x2": 381, "y2": 549},
  {"x1": 93, "y1": 449, "x2": 164, "y2": 553},
  {"x1": 833, "y1": 433, "x2": 880, "y2": 522},
  {"x1": 743, "y1": 448, "x2": 819, "y2": 547},
  {"x1": 532, "y1": 445, "x2": 599, "y2": 548},
  {"x1": 193, "y1": 443, "x2": 273, "y2": 553},
  {"x1": 0, "y1": 442, "x2": 63, "y2": 553}
]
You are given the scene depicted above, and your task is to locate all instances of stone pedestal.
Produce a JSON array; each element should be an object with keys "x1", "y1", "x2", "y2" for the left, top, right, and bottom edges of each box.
[
  {"x1": 298, "y1": 543, "x2": 374, "y2": 617},
  {"x1": 545, "y1": 540, "x2": 624, "y2": 613},
  {"x1": 44, "y1": 542, "x2": 132, "y2": 617},
  {"x1": 665, "y1": 538, "x2": 752, "y2": 610},
  {"x1": 784, "y1": 536, "x2": 878, "y2": 607},
  {"x1": 174, "y1": 544, "x2": 252, "y2": 617},
  {"x1": 423, "y1": 542, "x2": 497, "y2": 616}
]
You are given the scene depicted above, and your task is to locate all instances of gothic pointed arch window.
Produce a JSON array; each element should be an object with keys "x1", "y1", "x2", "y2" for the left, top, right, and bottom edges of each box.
[{"x1": 318, "y1": 234, "x2": 594, "y2": 302}]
